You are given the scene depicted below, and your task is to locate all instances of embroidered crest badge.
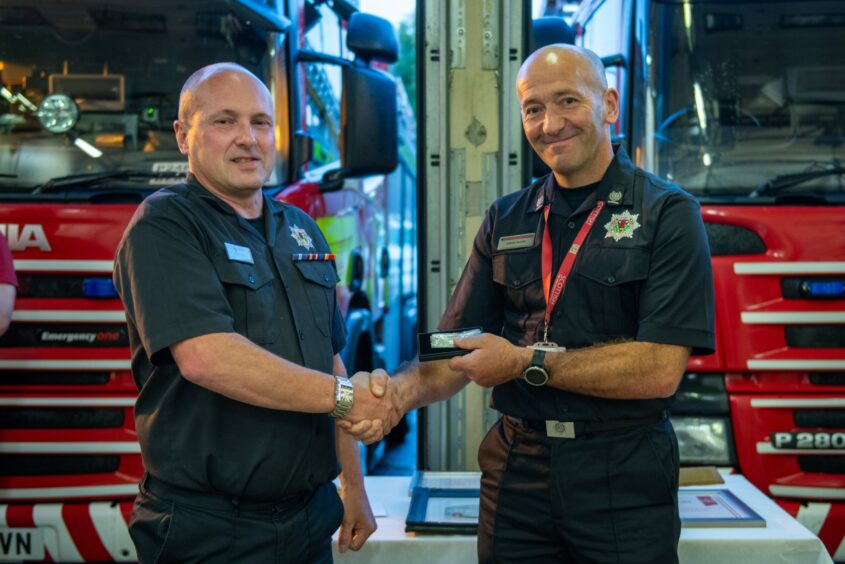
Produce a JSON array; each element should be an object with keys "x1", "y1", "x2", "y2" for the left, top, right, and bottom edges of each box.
[
  {"x1": 290, "y1": 224, "x2": 315, "y2": 250},
  {"x1": 604, "y1": 210, "x2": 641, "y2": 242}
]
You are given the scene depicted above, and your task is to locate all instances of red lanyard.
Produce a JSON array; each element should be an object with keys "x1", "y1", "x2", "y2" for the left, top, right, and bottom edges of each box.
[{"x1": 540, "y1": 199, "x2": 605, "y2": 343}]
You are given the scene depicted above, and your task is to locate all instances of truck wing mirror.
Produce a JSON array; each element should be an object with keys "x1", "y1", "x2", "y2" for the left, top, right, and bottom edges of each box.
[
  {"x1": 294, "y1": 130, "x2": 314, "y2": 166},
  {"x1": 531, "y1": 16, "x2": 574, "y2": 51},
  {"x1": 226, "y1": 0, "x2": 291, "y2": 32},
  {"x1": 321, "y1": 65, "x2": 398, "y2": 188},
  {"x1": 347, "y1": 13, "x2": 398, "y2": 64},
  {"x1": 602, "y1": 53, "x2": 627, "y2": 69}
]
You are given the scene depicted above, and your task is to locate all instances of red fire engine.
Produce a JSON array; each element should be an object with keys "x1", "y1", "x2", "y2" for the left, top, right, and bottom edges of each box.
[
  {"x1": 573, "y1": 0, "x2": 845, "y2": 559},
  {"x1": 0, "y1": 0, "x2": 416, "y2": 560}
]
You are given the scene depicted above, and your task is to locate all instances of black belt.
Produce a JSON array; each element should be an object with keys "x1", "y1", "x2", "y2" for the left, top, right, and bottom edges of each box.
[
  {"x1": 508, "y1": 411, "x2": 667, "y2": 438},
  {"x1": 142, "y1": 473, "x2": 311, "y2": 514}
]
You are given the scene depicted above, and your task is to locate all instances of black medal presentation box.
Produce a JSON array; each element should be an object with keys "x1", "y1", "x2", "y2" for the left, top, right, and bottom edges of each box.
[{"x1": 417, "y1": 328, "x2": 482, "y2": 361}]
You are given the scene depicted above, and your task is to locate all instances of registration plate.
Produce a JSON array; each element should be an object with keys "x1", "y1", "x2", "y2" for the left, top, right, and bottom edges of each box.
[
  {"x1": 770, "y1": 431, "x2": 845, "y2": 450},
  {"x1": 0, "y1": 527, "x2": 44, "y2": 561}
]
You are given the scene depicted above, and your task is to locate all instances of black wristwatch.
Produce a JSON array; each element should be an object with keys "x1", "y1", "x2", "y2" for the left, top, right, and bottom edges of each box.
[{"x1": 522, "y1": 347, "x2": 550, "y2": 387}]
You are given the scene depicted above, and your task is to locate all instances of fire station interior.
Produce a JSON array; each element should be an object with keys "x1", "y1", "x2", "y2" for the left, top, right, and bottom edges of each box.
[{"x1": 0, "y1": 0, "x2": 844, "y2": 562}]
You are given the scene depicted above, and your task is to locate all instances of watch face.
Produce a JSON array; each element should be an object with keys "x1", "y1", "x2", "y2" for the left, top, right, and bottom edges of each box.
[{"x1": 524, "y1": 366, "x2": 549, "y2": 386}]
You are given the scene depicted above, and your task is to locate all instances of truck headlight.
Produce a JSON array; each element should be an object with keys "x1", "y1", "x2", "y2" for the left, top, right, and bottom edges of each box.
[
  {"x1": 670, "y1": 415, "x2": 735, "y2": 466},
  {"x1": 37, "y1": 94, "x2": 79, "y2": 133}
]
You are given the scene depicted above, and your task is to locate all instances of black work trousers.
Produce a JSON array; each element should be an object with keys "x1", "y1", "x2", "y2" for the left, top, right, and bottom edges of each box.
[
  {"x1": 128, "y1": 475, "x2": 344, "y2": 563},
  {"x1": 478, "y1": 415, "x2": 680, "y2": 564}
]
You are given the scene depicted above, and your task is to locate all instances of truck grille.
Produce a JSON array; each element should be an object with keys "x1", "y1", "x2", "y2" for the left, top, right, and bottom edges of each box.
[
  {"x1": 798, "y1": 456, "x2": 845, "y2": 474},
  {"x1": 0, "y1": 408, "x2": 124, "y2": 429},
  {"x1": 0, "y1": 324, "x2": 128, "y2": 348},
  {"x1": 17, "y1": 274, "x2": 116, "y2": 299},
  {"x1": 0, "y1": 455, "x2": 120, "y2": 476},
  {"x1": 809, "y1": 373, "x2": 845, "y2": 386},
  {"x1": 785, "y1": 326, "x2": 845, "y2": 348},
  {"x1": 704, "y1": 223, "x2": 766, "y2": 256}
]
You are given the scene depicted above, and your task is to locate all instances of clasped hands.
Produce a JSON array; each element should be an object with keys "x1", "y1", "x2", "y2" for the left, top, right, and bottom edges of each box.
[
  {"x1": 338, "y1": 333, "x2": 530, "y2": 444},
  {"x1": 337, "y1": 369, "x2": 403, "y2": 445}
]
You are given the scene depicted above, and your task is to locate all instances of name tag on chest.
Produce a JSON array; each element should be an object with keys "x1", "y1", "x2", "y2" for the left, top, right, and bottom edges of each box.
[
  {"x1": 224, "y1": 242, "x2": 254, "y2": 264},
  {"x1": 497, "y1": 233, "x2": 535, "y2": 251}
]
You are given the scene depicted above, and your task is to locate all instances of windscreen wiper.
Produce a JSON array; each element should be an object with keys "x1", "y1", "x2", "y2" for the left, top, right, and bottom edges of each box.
[
  {"x1": 32, "y1": 170, "x2": 182, "y2": 194},
  {"x1": 749, "y1": 166, "x2": 845, "y2": 197}
]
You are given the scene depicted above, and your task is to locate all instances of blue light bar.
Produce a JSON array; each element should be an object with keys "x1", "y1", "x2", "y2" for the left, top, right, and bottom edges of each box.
[
  {"x1": 802, "y1": 280, "x2": 845, "y2": 297},
  {"x1": 83, "y1": 277, "x2": 118, "y2": 298}
]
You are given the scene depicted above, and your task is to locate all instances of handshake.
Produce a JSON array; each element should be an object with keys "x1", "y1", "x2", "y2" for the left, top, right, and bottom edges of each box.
[{"x1": 337, "y1": 369, "x2": 404, "y2": 445}]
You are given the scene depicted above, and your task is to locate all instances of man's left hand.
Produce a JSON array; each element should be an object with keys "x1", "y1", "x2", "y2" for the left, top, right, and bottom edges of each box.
[
  {"x1": 448, "y1": 333, "x2": 530, "y2": 388},
  {"x1": 337, "y1": 482, "x2": 377, "y2": 552}
]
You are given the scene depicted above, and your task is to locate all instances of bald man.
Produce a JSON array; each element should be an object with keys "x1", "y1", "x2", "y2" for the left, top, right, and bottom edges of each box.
[
  {"x1": 347, "y1": 45, "x2": 715, "y2": 562},
  {"x1": 114, "y1": 63, "x2": 400, "y2": 563}
]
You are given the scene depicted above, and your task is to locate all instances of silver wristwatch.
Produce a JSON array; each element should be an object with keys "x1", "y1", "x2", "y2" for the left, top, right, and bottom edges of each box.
[{"x1": 329, "y1": 375, "x2": 354, "y2": 418}]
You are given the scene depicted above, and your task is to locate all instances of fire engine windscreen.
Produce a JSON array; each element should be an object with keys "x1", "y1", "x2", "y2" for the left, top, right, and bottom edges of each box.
[
  {"x1": 645, "y1": 1, "x2": 845, "y2": 197},
  {"x1": 0, "y1": 1, "x2": 271, "y2": 190}
]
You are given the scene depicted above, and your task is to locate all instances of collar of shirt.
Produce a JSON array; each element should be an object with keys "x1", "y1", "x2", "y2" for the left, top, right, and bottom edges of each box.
[
  {"x1": 529, "y1": 144, "x2": 637, "y2": 217},
  {"x1": 183, "y1": 173, "x2": 287, "y2": 246}
]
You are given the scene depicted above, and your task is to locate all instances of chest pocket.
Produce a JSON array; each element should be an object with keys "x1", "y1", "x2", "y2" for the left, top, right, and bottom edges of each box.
[
  {"x1": 213, "y1": 256, "x2": 279, "y2": 344},
  {"x1": 573, "y1": 246, "x2": 650, "y2": 337},
  {"x1": 293, "y1": 261, "x2": 340, "y2": 337},
  {"x1": 491, "y1": 250, "x2": 545, "y2": 316}
]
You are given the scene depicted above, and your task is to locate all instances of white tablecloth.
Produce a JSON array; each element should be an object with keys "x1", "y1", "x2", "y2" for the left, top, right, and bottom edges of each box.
[{"x1": 332, "y1": 475, "x2": 833, "y2": 564}]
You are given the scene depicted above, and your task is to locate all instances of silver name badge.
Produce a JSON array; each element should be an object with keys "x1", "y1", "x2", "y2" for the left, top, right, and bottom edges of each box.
[
  {"x1": 224, "y1": 242, "x2": 254, "y2": 264},
  {"x1": 546, "y1": 420, "x2": 576, "y2": 439},
  {"x1": 497, "y1": 233, "x2": 535, "y2": 251}
]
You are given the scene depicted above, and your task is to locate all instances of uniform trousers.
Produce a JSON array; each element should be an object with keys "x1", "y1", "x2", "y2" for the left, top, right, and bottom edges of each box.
[
  {"x1": 129, "y1": 474, "x2": 343, "y2": 564},
  {"x1": 478, "y1": 415, "x2": 680, "y2": 564}
]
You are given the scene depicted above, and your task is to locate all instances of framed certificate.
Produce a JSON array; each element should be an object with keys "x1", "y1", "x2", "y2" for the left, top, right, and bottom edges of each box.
[
  {"x1": 405, "y1": 487, "x2": 480, "y2": 534},
  {"x1": 679, "y1": 489, "x2": 765, "y2": 528}
]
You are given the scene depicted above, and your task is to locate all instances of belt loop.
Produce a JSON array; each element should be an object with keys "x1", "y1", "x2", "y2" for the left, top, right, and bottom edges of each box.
[
  {"x1": 140, "y1": 472, "x2": 151, "y2": 493},
  {"x1": 231, "y1": 497, "x2": 240, "y2": 516}
]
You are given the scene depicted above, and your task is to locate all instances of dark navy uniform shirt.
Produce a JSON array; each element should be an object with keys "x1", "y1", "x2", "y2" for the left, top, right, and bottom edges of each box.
[
  {"x1": 114, "y1": 176, "x2": 346, "y2": 500},
  {"x1": 440, "y1": 146, "x2": 715, "y2": 421}
]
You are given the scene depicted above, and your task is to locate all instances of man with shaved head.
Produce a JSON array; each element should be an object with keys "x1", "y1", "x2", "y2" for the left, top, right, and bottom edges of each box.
[
  {"x1": 348, "y1": 44, "x2": 714, "y2": 562},
  {"x1": 114, "y1": 63, "x2": 399, "y2": 563}
]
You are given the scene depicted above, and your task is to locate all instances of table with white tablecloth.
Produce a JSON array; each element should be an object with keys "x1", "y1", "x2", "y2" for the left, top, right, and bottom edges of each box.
[{"x1": 332, "y1": 474, "x2": 832, "y2": 564}]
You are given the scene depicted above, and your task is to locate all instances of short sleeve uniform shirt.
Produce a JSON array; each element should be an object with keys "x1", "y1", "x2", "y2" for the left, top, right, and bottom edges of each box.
[
  {"x1": 114, "y1": 177, "x2": 346, "y2": 500},
  {"x1": 440, "y1": 146, "x2": 715, "y2": 421}
]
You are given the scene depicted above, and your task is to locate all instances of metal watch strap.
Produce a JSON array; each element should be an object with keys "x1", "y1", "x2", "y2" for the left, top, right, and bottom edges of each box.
[{"x1": 329, "y1": 375, "x2": 354, "y2": 418}]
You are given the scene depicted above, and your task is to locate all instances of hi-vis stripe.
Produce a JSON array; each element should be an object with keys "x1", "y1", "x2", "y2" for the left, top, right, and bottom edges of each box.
[
  {"x1": 90, "y1": 503, "x2": 137, "y2": 561},
  {"x1": 0, "y1": 484, "x2": 138, "y2": 500},
  {"x1": 35, "y1": 504, "x2": 83, "y2": 562},
  {"x1": 0, "y1": 442, "x2": 140, "y2": 454},
  {"x1": 13, "y1": 260, "x2": 114, "y2": 272},
  {"x1": 12, "y1": 310, "x2": 126, "y2": 322},
  {"x1": 741, "y1": 312, "x2": 845, "y2": 324},
  {"x1": 0, "y1": 360, "x2": 131, "y2": 370},
  {"x1": 0, "y1": 501, "x2": 137, "y2": 561},
  {"x1": 793, "y1": 503, "x2": 845, "y2": 561},
  {"x1": 734, "y1": 262, "x2": 845, "y2": 275}
]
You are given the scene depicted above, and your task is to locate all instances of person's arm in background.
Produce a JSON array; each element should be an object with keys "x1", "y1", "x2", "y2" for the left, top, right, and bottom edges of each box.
[
  {"x1": 0, "y1": 235, "x2": 18, "y2": 337},
  {"x1": 0, "y1": 283, "x2": 15, "y2": 337}
]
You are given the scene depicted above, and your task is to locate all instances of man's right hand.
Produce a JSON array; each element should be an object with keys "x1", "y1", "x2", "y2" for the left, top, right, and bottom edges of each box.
[{"x1": 339, "y1": 369, "x2": 403, "y2": 445}]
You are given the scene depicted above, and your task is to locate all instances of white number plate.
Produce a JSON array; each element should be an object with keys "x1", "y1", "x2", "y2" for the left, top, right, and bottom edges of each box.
[
  {"x1": 770, "y1": 431, "x2": 845, "y2": 449},
  {"x1": 0, "y1": 527, "x2": 44, "y2": 561}
]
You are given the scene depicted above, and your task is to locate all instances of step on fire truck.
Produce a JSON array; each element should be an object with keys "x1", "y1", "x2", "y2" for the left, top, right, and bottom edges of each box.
[{"x1": 0, "y1": 0, "x2": 417, "y2": 560}]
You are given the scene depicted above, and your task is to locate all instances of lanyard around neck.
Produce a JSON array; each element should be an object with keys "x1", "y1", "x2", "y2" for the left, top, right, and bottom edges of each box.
[{"x1": 540, "y1": 198, "x2": 605, "y2": 343}]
